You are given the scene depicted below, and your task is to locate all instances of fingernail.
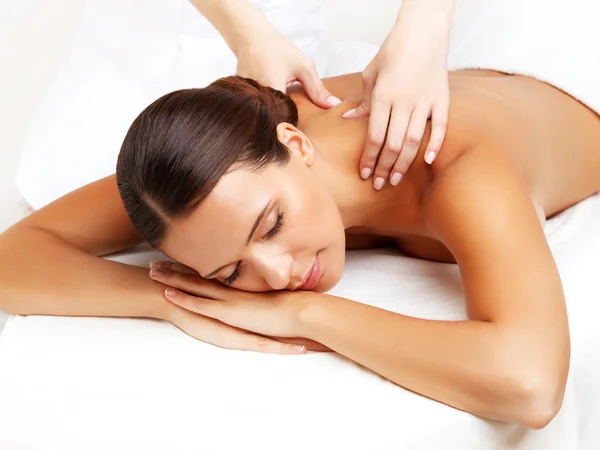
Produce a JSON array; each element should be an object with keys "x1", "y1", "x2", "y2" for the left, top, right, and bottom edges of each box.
[
  {"x1": 360, "y1": 167, "x2": 372, "y2": 179},
  {"x1": 373, "y1": 177, "x2": 385, "y2": 190},
  {"x1": 292, "y1": 345, "x2": 306, "y2": 353},
  {"x1": 150, "y1": 268, "x2": 162, "y2": 277},
  {"x1": 425, "y1": 151, "x2": 437, "y2": 165},
  {"x1": 390, "y1": 172, "x2": 403, "y2": 186},
  {"x1": 149, "y1": 260, "x2": 162, "y2": 270},
  {"x1": 165, "y1": 288, "x2": 175, "y2": 298},
  {"x1": 342, "y1": 108, "x2": 356, "y2": 119},
  {"x1": 327, "y1": 96, "x2": 342, "y2": 107}
]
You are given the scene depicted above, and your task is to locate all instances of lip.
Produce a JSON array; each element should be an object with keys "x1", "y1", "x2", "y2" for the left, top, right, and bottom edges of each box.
[{"x1": 298, "y1": 255, "x2": 321, "y2": 291}]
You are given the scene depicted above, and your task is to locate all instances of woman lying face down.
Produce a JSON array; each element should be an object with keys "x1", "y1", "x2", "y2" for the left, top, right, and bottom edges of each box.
[{"x1": 3, "y1": 70, "x2": 600, "y2": 429}]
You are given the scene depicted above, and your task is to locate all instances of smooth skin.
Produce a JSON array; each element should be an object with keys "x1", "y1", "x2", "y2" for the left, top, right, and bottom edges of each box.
[
  {"x1": 190, "y1": 0, "x2": 455, "y2": 187},
  {"x1": 2, "y1": 71, "x2": 600, "y2": 428}
]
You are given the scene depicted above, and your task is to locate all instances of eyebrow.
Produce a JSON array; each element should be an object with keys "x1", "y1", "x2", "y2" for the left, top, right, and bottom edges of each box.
[{"x1": 202, "y1": 200, "x2": 272, "y2": 279}]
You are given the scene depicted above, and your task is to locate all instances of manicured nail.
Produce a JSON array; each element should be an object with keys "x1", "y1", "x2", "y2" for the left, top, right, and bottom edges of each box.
[
  {"x1": 373, "y1": 177, "x2": 385, "y2": 190},
  {"x1": 165, "y1": 288, "x2": 175, "y2": 298},
  {"x1": 150, "y1": 268, "x2": 162, "y2": 277},
  {"x1": 425, "y1": 151, "x2": 437, "y2": 164},
  {"x1": 292, "y1": 345, "x2": 306, "y2": 353},
  {"x1": 342, "y1": 108, "x2": 356, "y2": 119},
  {"x1": 361, "y1": 167, "x2": 372, "y2": 179},
  {"x1": 390, "y1": 172, "x2": 403, "y2": 186},
  {"x1": 149, "y1": 260, "x2": 161, "y2": 270},
  {"x1": 327, "y1": 96, "x2": 342, "y2": 107}
]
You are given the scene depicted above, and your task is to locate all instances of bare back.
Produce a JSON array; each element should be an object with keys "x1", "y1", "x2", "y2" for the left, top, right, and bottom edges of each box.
[{"x1": 293, "y1": 71, "x2": 600, "y2": 260}]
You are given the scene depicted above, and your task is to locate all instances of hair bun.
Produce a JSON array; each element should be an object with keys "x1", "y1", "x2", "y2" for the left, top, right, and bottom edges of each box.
[{"x1": 210, "y1": 76, "x2": 299, "y2": 126}]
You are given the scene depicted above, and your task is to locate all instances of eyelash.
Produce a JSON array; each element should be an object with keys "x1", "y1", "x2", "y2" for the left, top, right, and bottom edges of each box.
[{"x1": 223, "y1": 211, "x2": 285, "y2": 286}]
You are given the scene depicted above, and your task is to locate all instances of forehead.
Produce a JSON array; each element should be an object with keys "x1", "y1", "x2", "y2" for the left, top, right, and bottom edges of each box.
[{"x1": 162, "y1": 168, "x2": 279, "y2": 269}]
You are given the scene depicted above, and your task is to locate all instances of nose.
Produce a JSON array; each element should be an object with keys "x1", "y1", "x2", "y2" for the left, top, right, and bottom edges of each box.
[{"x1": 251, "y1": 246, "x2": 294, "y2": 290}]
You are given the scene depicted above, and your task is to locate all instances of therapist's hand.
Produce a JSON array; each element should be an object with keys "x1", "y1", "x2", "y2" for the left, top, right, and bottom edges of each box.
[
  {"x1": 343, "y1": 0, "x2": 453, "y2": 190},
  {"x1": 236, "y1": 30, "x2": 341, "y2": 109}
]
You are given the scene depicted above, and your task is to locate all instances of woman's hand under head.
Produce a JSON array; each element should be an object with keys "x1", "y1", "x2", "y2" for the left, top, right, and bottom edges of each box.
[{"x1": 149, "y1": 260, "x2": 331, "y2": 353}]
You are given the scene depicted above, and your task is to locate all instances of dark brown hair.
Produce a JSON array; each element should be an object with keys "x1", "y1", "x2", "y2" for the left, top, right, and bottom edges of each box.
[{"x1": 116, "y1": 76, "x2": 299, "y2": 247}]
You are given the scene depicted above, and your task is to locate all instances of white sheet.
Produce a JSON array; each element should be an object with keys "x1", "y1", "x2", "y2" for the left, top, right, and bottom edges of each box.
[
  {"x1": 448, "y1": 0, "x2": 600, "y2": 116},
  {"x1": 1, "y1": 192, "x2": 599, "y2": 450}
]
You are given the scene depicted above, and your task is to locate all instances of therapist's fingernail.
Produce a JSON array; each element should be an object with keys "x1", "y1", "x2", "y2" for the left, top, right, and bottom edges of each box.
[
  {"x1": 361, "y1": 167, "x2": 372, "y2": 179},
  {"x1": 327, "y1": 96, "x2": 342, "y2": 107},
  {"x1": 292, "y1": 345, "x2": 306, "y2": 353},
  {"x1": 373, "y1": 177, "x2": 385, "y2": 191},
  {"x1": 150, "y1": 268, "x2": 162, "y2": 277},
  {"x1": 390, "y1": 172, "x2": 403, "y2": 186},
  {"x1": 342, "y1": 108, "x2": 356, "y2": 118},
  {"x1": 425, "y1": 151, "x2": 437, "y2": 164},
  {"x1": 165, "y1": 288, "x2": 176, "y2": 298}
]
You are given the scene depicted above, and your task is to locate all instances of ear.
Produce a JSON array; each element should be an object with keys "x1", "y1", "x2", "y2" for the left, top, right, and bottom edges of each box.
[{"x1": 276, "y1": 122, "x2": 315, "y2": 167}]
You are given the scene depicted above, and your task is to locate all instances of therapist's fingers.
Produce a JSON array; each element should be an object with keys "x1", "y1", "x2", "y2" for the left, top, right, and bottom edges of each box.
[
  {"x1": 297, "y1": 62, "x2": 341, "y2": 109},
  {"x1": 371, "y1": 107, "x2": 410, "y2": 189},
  {"x1": 424, "y1": 98, "x2": 450, "y2": 165},
  {"x1": 359, "y1": 100, "x2": 392, "y2": 183},
  {"x1": 391, "y1": 107, "x2": 429, "y2": 180}
]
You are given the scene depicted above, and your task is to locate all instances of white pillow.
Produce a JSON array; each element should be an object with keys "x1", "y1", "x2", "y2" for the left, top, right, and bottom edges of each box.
[{"x1": 16, "y1": 0, "x2": 328, "y2": 210}]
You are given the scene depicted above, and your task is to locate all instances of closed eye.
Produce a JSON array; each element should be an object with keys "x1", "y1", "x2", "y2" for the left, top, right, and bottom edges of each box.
[
  {"x1": 222, "y1": 211, "x2": 285, "y2": 286},
  {"x1": 264, "y1": 211, "x2": 285, "y2": 240}
]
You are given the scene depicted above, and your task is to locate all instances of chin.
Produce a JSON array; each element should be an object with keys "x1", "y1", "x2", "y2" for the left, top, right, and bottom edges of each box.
[{"x1": 316, "y1": 262, "x2": 344, "y2": 293}]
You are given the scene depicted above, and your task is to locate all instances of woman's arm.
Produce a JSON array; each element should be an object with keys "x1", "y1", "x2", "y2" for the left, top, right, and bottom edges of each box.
[
  {"x1": 296, "y1": 144, "x2": 570, "y2": 428},
  {"x1": 0, "y1": 175, "x2": 170, "y2": 318},
  {"x1": 0, "y1": 176, "x2": 309, "y2": 353}
]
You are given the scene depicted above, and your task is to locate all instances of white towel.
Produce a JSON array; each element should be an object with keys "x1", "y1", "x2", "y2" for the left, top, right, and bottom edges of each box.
[{"x1": 449, "y1": 0, "x2": 600, "y2": 115}]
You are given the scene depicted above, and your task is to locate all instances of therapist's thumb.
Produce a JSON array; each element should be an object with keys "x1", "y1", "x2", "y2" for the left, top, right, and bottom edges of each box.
[{"x1": 298, "y1": 65, "x2": 341, "y2": 109}]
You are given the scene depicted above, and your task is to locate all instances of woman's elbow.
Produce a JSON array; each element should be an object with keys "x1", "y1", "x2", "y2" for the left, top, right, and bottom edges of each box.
[{"x1": 505, "y1": 359, "x2": 569, "y2": 429}]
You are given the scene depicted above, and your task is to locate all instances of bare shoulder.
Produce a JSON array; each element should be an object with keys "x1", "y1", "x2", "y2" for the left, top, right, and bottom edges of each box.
[{"x1": 11, "y1": 175, "x2": 143, "y2": 256}]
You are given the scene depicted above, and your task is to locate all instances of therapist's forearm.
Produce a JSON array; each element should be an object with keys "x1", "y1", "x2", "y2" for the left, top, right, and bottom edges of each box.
[
  {"x1": 296, "y1": 294, "x2": 556, "y2": 428},
  {"x1": 188, "y1": 0, "x2": 279, "y2": 56},
  {"x1": 0, "y1": 227, "x2": 171, "y2": 320},
  {"x1": 396, "y1": 0, "x2": 456, "y2": 41}
]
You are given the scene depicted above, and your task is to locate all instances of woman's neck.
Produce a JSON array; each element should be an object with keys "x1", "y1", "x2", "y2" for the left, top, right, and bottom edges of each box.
[{"x1": 300, "y1": 107, "x2": 418, "y2": 233}]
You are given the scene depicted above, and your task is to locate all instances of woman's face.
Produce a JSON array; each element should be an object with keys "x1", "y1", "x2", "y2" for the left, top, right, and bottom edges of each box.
[{"x1": 162, "y1": 148, "x2": 346, "y2": 293}]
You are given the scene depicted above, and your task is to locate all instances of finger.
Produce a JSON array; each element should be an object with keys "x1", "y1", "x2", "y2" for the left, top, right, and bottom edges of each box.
[
  {"x1": 150, "y1": 260, "x2": 197, "y2": 275},
  {"x1": 298, "y1": 63, "x2": 341, "y2": 109},
  {"x1": 151, "y1": 269, "x2": 224, "y2": 299},
  {"x1": 165, "y1": 288, "x2": 225, "y2": 319},
  {"x1": 342, "y1": 70, "x2": 376, "y2": 119},
  {"x1": 342, "y1": 102, "x2": 369, "y2": 119},
  {"x1": 391, "y1": 106, "x2": 429, "y2": 181},
  {"x1": 424, "y1": 99, "x2": 450, "y2": 165},
  {"x1": 371, "y1": 107, "x2": 411, "y2": 189},
  {"x1": 173, "y1": 309, "x2": 306, "y2": 354},
  {"x1": 360, "y1": 98, "x2": 392, "y2": 182},
  {"x1": 241, "y1": 334, "x2": 308, "y2": 354},
  {"x1": 276, "y1": 337, "x2": 332, "y2": 352}
]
